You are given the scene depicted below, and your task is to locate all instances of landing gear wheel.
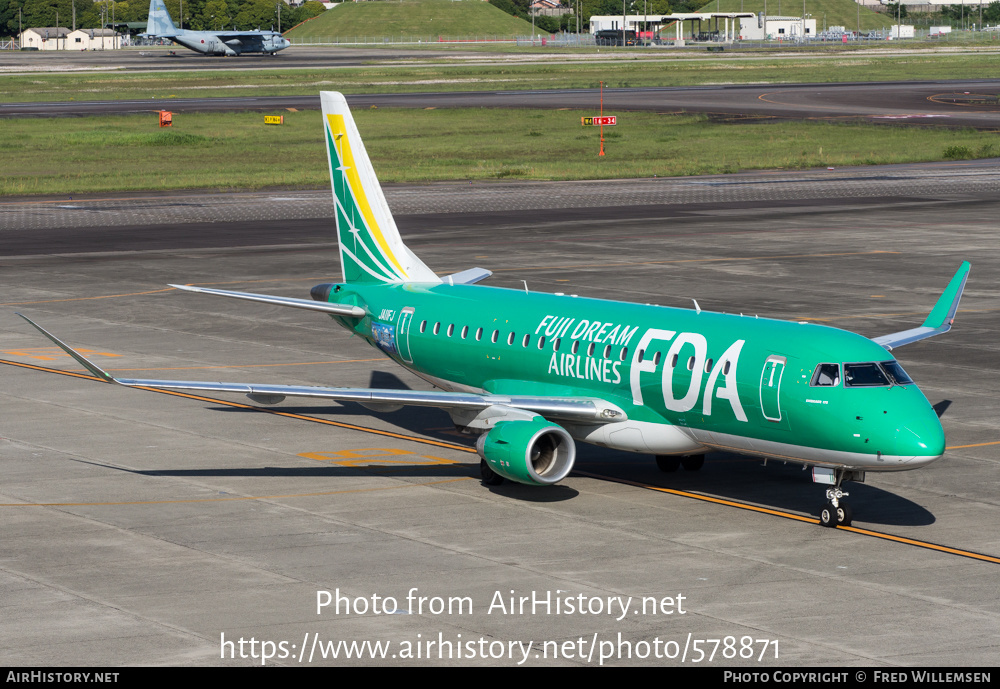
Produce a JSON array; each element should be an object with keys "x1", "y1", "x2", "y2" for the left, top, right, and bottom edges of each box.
[
  {"x1": 480, "y1": 459, "x2": 504, "y2": 486},
  {"x1": 819, "y1": 502, "x2": 838, "y2": 528},
  {"x1": 656, "y1": 455, "x2": 681, "y2": 472},
  {"x1": 836, "y1": 501, "x2": 853, "y2": 527},
  {"x1": 818, "y1": 469, "x2": 853, "y2": 527},
  {"x1": 681, "y1": 454, "x2": 705, "y2": 471}
]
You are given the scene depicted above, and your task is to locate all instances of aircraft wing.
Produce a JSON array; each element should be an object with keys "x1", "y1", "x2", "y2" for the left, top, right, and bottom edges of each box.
[
  {"x1": 872, "y1": 261, "x2": 970, "y2": 350},
  {"x1": 17, "y1": 314, "x2": 626, "y2": 424}
]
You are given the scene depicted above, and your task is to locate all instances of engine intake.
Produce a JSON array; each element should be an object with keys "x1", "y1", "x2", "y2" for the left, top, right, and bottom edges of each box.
[{"x1": 476, "y1": 418, "x2": 576, "y2": 486}]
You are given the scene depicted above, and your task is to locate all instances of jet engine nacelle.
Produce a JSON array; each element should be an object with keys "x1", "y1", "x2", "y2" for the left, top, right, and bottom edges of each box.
[{"x1": 476, "y1": 418, "x2": 576, "y2": 486}]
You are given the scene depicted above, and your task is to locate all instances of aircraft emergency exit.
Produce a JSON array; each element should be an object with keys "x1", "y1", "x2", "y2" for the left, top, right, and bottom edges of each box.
[
  {"x1": 143, "y1": 0, "x2": 290, "y2": 56},
  {"x1": 19, "y1": 92, "x2": 970, "y2": 528}
]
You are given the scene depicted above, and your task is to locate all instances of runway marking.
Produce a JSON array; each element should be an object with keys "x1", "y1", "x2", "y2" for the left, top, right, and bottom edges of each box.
[
  {"x1": 575, "y1": 470, "x2": 1000, "y2": 566},
  {"x1": 0, "y1": 288, "x2": 177, "y2": 306},
  {"x1": 0, "y1": 477, "x2": 473, "y2": 508},
  {"x1": 946, "y1": 440, "x2": 1000, "y2": 450},
  {"x1": 6, "y1": 360, "x2": 998, "y2": 564},
  {"x1": 927, "y1": 93, "x2": 1000, "y2": 110},
  {"x1": 490, "y1": 250, "x2": 897, "y2": 273},
  {"x1": 800, "y1": 306, "x2": 992, "y2": 323},
  {"x1": 300, "y1": 448, "x2": 460, "y2": 467},
  {"x1": 0, "y1": 347, "x2": 119, "y2": 361}
]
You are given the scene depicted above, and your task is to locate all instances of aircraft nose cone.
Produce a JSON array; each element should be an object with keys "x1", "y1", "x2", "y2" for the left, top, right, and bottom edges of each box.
[{"x1": 896, "y1": 404, "x2": 946, "y2": 466}]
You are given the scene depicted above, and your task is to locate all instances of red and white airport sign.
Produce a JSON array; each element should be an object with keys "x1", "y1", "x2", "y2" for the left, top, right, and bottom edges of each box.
[{"x1": 582, "y1": 116, "x2": 617, "y2": 126}]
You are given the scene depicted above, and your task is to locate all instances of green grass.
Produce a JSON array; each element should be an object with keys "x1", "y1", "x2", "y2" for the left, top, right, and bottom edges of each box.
[
  {"x1": 286, "y1": 0, "x2": 542, "y2": 39},
  {"x1": 3, "y1": 108, "x2": 1000, "y2": 196},
  {"x1": 697, "y1": 0, "x2": 889, "y2": 33},
  {"x1": 6, "y1": 51, "x2": 1000, "y2": 104}
]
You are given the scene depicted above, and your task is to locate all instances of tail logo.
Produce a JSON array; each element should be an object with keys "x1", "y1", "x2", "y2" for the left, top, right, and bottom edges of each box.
[{"x1": 326, "y1": 114, "x2": 409, "y2": 284}]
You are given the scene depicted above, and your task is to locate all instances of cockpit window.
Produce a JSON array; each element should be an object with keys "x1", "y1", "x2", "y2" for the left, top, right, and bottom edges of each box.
[
  {"x1": 811, "y1": 363, "x2": 840, "y2": 387},
  {"x1": 881, "y1": 360, "x2": 914, "y2": 385},
  {"x1": 844, "y1": 362, "x2": 890, "y2": 387}
]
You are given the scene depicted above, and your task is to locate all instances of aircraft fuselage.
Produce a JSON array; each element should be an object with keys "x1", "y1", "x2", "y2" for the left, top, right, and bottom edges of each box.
[{"x1": 321, "y1": 281, "x2": 945, "y2": 473}]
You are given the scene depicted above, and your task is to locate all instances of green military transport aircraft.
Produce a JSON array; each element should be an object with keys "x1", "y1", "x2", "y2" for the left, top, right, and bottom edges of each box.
[{"x1": 20, "y1": 92, "x2": 971, "y2": 528}]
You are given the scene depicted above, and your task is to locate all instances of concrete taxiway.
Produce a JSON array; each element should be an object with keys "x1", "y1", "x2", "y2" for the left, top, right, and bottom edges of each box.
[{"x1": 0, "y1": 164, "x2": 998, "y2": 666}]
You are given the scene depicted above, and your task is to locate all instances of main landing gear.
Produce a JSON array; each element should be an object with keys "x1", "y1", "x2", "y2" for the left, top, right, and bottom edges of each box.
[
  {"x1": 480, "y1": 459, "x2": 504, "y2": 486},
  {"x1": 819, "y1": 468, "x2": 853, "y2": 528},
  {"x1": 656, "y1": 454, "x2": 705, "y2": 472}
]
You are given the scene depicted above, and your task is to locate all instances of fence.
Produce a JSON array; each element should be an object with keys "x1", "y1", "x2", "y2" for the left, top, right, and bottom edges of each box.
[
  {"x1": 288, "y1": 32, "x2": 597, "y2": 46},
  {"x1": 288, "y1": 29, "x2": 998, "y2": 47}
]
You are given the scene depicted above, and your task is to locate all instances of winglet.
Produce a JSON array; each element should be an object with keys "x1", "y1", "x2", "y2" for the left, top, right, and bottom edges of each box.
[
  {"x1": 16, "y1": 314, "x2": 118, "y2": 384},
  {"x1": 872, "y1": 261, "x2": 971, "y2": 350},
  {"x1": 922, "y1": 260, "x2": 970, "y2": 330}
]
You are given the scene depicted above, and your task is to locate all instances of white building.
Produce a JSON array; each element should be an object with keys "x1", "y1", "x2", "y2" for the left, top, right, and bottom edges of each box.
[
  {"x1": 738, "y1": 15, "x2": 818, "y2": 40},
  {"x1": 19, "y1": 27, "x2": 70, "y2": 50},
  {"x1": 589, "y1": 13, "x2": 755, "y2": 43},
  {"x1": 67, "y1": 28, "x2": 122, "y2": 50}
]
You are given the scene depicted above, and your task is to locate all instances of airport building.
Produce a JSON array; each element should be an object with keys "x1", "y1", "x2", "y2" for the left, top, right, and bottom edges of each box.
[
  {"x1": 18, "y1": 27, "x2": 70, "y2": 50},
  {"x1": 738, "y1": 15, "x2": 819, "y2": 40},
  {"x1": 18, "y1": 27, "x2": 122, "y2": 50},
  {"x1": 588, "y1": 13, "x2": 817, "y2": 43},
  {"x1": 68, "y1": 29, "x2": 123, "y2": 50}
]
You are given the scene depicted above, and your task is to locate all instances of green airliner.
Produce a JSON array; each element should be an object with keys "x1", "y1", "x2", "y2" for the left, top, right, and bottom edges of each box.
[{"x1": 19, "y1": 92, "x2": 971, "y2": 528}]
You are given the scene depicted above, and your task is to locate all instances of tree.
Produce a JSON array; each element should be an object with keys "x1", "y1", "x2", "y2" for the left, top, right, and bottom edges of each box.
[
  {"x1": 195, "y1": 0, "x2": 230, "y2": 30},
  {"x1": 232, "y1": 0, "x2": 275, "y2": 29},
  {"x1": 983, "y1": 0, "x2": 1000, "y2": 24},
  {"x1": 885, "y1": 2, "x2": 907, "y2": 19}
]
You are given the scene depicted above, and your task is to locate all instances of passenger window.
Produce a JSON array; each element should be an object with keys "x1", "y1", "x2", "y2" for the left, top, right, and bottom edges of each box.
[
  {"x1": 476, "y1": 327, "x2": 483, "y2": 341},
  {"x1": 811, "y1": 363, "x2": 841, "y2": 387},
  {"x1": 507, "y1": 332, "x2": 515, "y2": 345},
  {"x1": 433, "y1": 322, "x2": 440, "y2": 335},
  {"x1": 572, "y1": 341, "x2": 579, "y2": 355},
  {"x1": 587, "y1": 342, "x2": 595, "y2": 356},
  {"x1": 653, "y1": 351, "x2": 661, "y2": 366},
  {"x1": 491, "y1": 330, "x2": 499, "y2": 343},
  {"x1": 638, "y1": 349, "x2": 644, "y2": 362},
  {"x1": 687, "y1": 356, "x2": 695, "y2": 371},
  {"x1": 447, "y1": 324, "x2": 454, "y2": 337},
  {"x1": 522, "y1": 334, "x2": 530, "y2": 347},
  {"x1": 620, "y1": 347, "x2": 628, "y2": 361},
  {"x1": 461, "y1": 326, "x2": 468, "y2": 339},
  {"x1": 603, "y1": 344, "x2": 611, "y2": 359},
  {"x1": 554, "y1": 338, "x2": 561, "y2": 352},
  {"x1": 420, "y1": 320, "x2": 427, "y2": 333},
  {"x1": 723, "y1": 361, "x2": 731, "y2": 375},
  {"x1": 671, "y1": 354, "x2": 678, "y2": 368},
  {"x1": 538, "y1": 336, "x2": 546, "y2": 349},
  {"x1": 705, "y1": 358, "x2": 713, "y2": 373}
]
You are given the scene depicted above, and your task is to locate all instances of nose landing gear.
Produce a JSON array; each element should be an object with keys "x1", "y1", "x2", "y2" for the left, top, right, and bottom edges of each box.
[{"x1": 819, "y1": 469, "x2": 853, "y2": 527}]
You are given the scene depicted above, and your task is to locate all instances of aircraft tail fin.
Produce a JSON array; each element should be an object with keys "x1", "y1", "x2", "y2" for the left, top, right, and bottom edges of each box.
[
  {"x1": 321, "y1": 91, "x2": 440, "y2": 285},
  {"x1": 146, "y1": 0, "x2": 180, "y2": 37}
]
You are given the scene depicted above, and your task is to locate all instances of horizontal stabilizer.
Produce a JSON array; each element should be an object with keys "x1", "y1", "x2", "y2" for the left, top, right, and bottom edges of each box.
[
  {"x1": 169, "y1": 284, "x2": 367, "y2": 318},
  {"x1": 442, "y1": 267, "x2": 492, "y2": 285},
  {"x1": 872, "y1": 261, "x2": 970, "y2": 350}
]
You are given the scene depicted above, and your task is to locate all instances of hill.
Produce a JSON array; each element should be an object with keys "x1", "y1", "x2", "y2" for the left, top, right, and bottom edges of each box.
[
  {"x1": 697, "y1": 0, "x2": 890, "y2": 33},
  {"x1": 286, "y1": 0, "x2": 544, "y2": 39}
]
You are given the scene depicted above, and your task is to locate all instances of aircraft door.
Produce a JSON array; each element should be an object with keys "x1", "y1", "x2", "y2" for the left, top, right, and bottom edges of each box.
[
  {"x1": 759, "y1": 355, "x2": 786, "y2": 422},
  {"x1": 397, "y1": 307, "x2": 415, "y2": 364}
]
